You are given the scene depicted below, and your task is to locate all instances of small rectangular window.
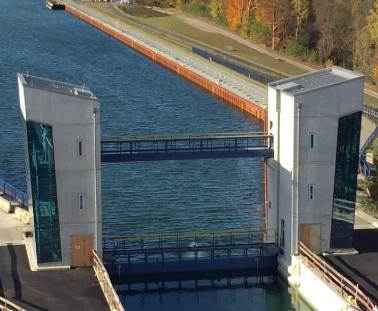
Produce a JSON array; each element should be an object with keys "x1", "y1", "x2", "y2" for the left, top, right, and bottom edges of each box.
[
  {"x1": 77, "y1": 140, "x2": 83, "y2": 157},
  {"x1": 79, "y1": 194, "x2": 84, "y2": 210},
  {"x1": 309, "y1": 133, "x2": 315, "y2": 149},
  {"x1": 280, "y1": 219, "x2": 285, "y2": 248},
  {"x1": 268, "y1": 201, "x2": 271, "y2": 209},
  {"x1": 308, "y1": 185, "x2": 314, "y2": 201},
  {"x1": 269, "y1": 121, "x2": 273, "y2": 130}
]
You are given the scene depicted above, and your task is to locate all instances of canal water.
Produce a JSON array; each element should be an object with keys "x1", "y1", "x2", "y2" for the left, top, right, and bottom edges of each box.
[{"x1": 0, "y1": 0, "x2": 314, "y2": 310}]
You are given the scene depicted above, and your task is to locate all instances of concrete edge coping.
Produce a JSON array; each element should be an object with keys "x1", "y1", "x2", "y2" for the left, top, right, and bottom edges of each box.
[
  {"x1": 290, "y1": 255, "x2": 353, "y2": 309},
  {"x1": 0, "y1": 241, "x2": 25, "y2": 247},
  {"x1": 322, "y1": 248, "x2": 359, "y2": 257},
  {"x1": 24, "y1": 233, "x2": 70, "y2": 272}
]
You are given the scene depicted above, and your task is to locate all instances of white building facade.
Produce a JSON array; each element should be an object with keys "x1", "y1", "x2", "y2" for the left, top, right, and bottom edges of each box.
[
  {"x1": 266, "y1": 67, "x2": 364, "y2": 272},
  {"x1": 17, "y1": 73, "x2": 102, "y2": 267}
]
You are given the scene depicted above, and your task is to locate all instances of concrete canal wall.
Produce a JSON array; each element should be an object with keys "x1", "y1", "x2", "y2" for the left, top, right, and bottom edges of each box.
[{"x1": 63, "y1": 1, "x2": 267, "y2": 127}]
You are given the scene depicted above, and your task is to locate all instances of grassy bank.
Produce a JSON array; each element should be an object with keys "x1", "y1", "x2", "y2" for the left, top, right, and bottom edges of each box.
[{"x1": 82, "y1": 3, "x2": 378, "y2": 107}]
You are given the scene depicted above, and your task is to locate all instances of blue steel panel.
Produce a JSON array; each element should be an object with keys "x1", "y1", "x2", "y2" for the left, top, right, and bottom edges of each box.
[
  {"x1": 101, "y1": 149, "x2": 273, "y2": 162},
  {"x1": 100, "y1": 134, "x2": 273, "y2": 162},
  {"x1": 105, "y1": 255, "x2": 278, "y2": 284}
]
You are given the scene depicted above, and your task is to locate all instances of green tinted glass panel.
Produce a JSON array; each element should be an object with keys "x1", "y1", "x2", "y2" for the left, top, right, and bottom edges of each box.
[
  {"x1": 26, "y1": 121, "x2": 61, "y2": 263},
  {"x1": 330, "y1": 111, "x2": 361, "y2": 249}
]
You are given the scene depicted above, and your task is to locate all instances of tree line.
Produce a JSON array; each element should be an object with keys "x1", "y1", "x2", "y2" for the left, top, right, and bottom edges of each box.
[{"x1": 146, "y1": 0, "x2": 378, "y2": 85}]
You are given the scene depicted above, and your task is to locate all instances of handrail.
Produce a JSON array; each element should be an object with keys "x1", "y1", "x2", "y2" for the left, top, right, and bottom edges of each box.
[
  {"x1": 101, "y1": 134, "x2": 272, "y2": 143},
  {"x1": 101, "y1": 131, "x2": 267, "y2": 140},
  {"x1": 0, "y1": 178, "x2": 28, "y2": 209},
  {"x1": 103, "y1": 229, "x2": 279, "y2": 262},
  {"x1": 360, "y1": 104, "x2": 378, "y2": 180},
  {"x1": 92, "y1": 250, "x2": 125, "y2": 311},
  {"x1": 299, "y1": 242, "x2": 376, "y2": 311},
  {"x1": 103, "y1": 228, "x2": 275, "y2": 241},
  {"x1": 0, "y1": 296, "x2": 26, "y2": 311}
]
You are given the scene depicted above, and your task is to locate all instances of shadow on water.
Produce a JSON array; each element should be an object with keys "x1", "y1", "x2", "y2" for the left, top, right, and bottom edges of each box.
[{"x1": 116, "y1": 276, "x2": 315, "y2": 311}]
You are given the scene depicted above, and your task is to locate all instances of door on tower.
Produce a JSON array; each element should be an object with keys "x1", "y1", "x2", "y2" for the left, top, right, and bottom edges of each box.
[
  {"x1": 301, "y1": 224, "x2": 322, "y2": 253},
  {"x1": 71, "y1": 234, "x2": 94, "y2": 267}
]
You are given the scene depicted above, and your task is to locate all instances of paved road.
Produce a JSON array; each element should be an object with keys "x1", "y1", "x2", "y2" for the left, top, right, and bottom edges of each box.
[
  {"x1": 0, "y1": 245, "x2": 109, "y2": 311},
  {"x1": 324, "y1": 229, "x2": 378, "y2": 305},
  {"x1": 360, "y1": 116, "x2": 377, "y2": 148}
]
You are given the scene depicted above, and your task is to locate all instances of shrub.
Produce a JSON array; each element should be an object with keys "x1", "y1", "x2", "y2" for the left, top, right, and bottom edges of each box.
[
  {"x1": 213, "y1": 15, "x2": 227, "y2": 26},
  {"x1": 285, "y1": 41, "x2": 304, "y2": 59},
  {"x1": 249, "y1": 22, "x2": 270, "y2": 45},
  {"x1": 307, "y1": 50, "x2": 317, "y2": 63},
  {"x1": 326, "y1": 58, "x2": 334, "y2": 67},
  {"x1": 181, "y1": 1, "x2": 210, "y2": 17}
]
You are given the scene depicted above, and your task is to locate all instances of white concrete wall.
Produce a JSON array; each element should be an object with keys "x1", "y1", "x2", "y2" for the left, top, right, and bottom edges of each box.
[
  {"x1": 267, "y1": 68, "x2": 364, "y2": 273},
  {"x1": 267, "y1": 87, "x2": 278, "y2": 240},
  {"x1": 279, "y1": 92, "x2": 295, "y2": 263},
  {"x1": 20, "y1": 81, "x2": 101, "y2": 266},
  {"x1": 291, "y1": 256, "x2": 350, "y2": 311},
  {"x1": 294, "y1": 80, "x2": 363, "y2": 252}
]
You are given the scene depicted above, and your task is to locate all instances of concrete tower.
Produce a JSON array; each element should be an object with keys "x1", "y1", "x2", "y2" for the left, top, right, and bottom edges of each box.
[
  {"x1": 17, "y1": 73, "x2": 101, "y2": 267},
  {"x1": 266, "y1": 67, "x2": 364, "y2": 274}
]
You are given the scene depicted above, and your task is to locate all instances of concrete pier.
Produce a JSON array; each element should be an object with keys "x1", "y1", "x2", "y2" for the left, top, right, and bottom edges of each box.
[{"x1": 0, "y1": 193, "x2": 109, "y2": 311}]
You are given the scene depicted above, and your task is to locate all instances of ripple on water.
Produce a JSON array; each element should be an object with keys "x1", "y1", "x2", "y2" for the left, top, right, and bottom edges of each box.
[{"x1": 0, "y1": 0, "x2": 263, "y2": 237}]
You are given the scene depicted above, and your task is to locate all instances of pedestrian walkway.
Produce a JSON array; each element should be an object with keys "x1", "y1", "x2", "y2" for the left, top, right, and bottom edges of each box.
[
  {"x1": 355, "y1": 210, "x2": 378, "y2": 230},
  {"x1": 0, "y1": 208, "x2": 28, "y2": 246},
  {"x1": 361, "y1": 116, "x2": 377, "y2": 149}
]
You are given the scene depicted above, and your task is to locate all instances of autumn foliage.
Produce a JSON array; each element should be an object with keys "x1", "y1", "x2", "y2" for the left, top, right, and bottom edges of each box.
[{"x1": 153, "y1": 0, "x2": 378, "y2": 84}]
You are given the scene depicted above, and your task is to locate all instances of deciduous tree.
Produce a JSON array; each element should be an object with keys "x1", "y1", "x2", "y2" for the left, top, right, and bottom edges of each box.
[
  {"x1": 291, "y1": 0, "x2": 309, "y2": 39},
  {"x1": 210, "y1": 0, "x2": 226, "y2": 18}
]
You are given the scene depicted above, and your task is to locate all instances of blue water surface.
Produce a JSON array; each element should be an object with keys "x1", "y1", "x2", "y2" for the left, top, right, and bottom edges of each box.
[{"x1": 0, "y1": 1, "x2": 314, "y2": 309}]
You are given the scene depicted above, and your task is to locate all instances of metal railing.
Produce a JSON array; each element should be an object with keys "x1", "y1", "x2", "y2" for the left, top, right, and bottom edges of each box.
[
  {"x1": 0, "y1": 178, "x2": 28, "y2": 209},
  {"x1": 360, "y1": 104, "x2": 378, "y2": 180},
  {"x1": 92, "y1": 250, "x2": 125, "y2": 311},
  {"x1": 299, "y1": 242, "x2": 377, "y2": 311},
  {"x1": 192, "y1": 47, "x2": 274, "y2": 85},
  {"x1": 0, "y1": 297, "x2": 26, "y2": 311},
  {"x1": 101, "y1": 133, "x2": 273, "y2": 162},
  {"x1": 103, "y1": 229, "x2": 279, "y2": 261}
]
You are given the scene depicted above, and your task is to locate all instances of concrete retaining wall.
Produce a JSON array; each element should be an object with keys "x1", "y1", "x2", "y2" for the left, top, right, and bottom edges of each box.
[
  {"x1": 289, "y1": 256, "x2": 354, "y2": 311},
  {"x1": 0, "y1": 195, "x2": 30, "y2": 223},
  {"x1": 0, "y1": 195, "x2": 17, "y2": 213},
  {"x1": 14, "y1": 206, "x2": 30, "y2": 223}
]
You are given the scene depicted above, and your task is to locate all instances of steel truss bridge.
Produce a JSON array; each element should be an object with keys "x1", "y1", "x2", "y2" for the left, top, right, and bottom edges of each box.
[{"x1": 101, "y1": 132, "x2": 273, "y2": 162}]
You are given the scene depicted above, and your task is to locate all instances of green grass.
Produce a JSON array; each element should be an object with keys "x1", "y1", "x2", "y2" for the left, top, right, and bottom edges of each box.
[
  {"x1": 82, "y1": 3, "x2": 378, "y2": 104},
  {"x1": 81, "y1": 4, "x2": 274, "y2": 88},
  {"x1": 113, "y1": 5, "x2": 308, "y2": 77},
  {"x1": 117, "y1": 5, "x2": 168, "y2": 17},
  {"x1": 357, "y1": 135, "x2": 378, "y2": 217},
  {"x1": 83, "y1": 3, "x2": 115, "y2": 18},
  {"x1": 364, "y1": 93, "x2": 378, "y2": 108}
]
